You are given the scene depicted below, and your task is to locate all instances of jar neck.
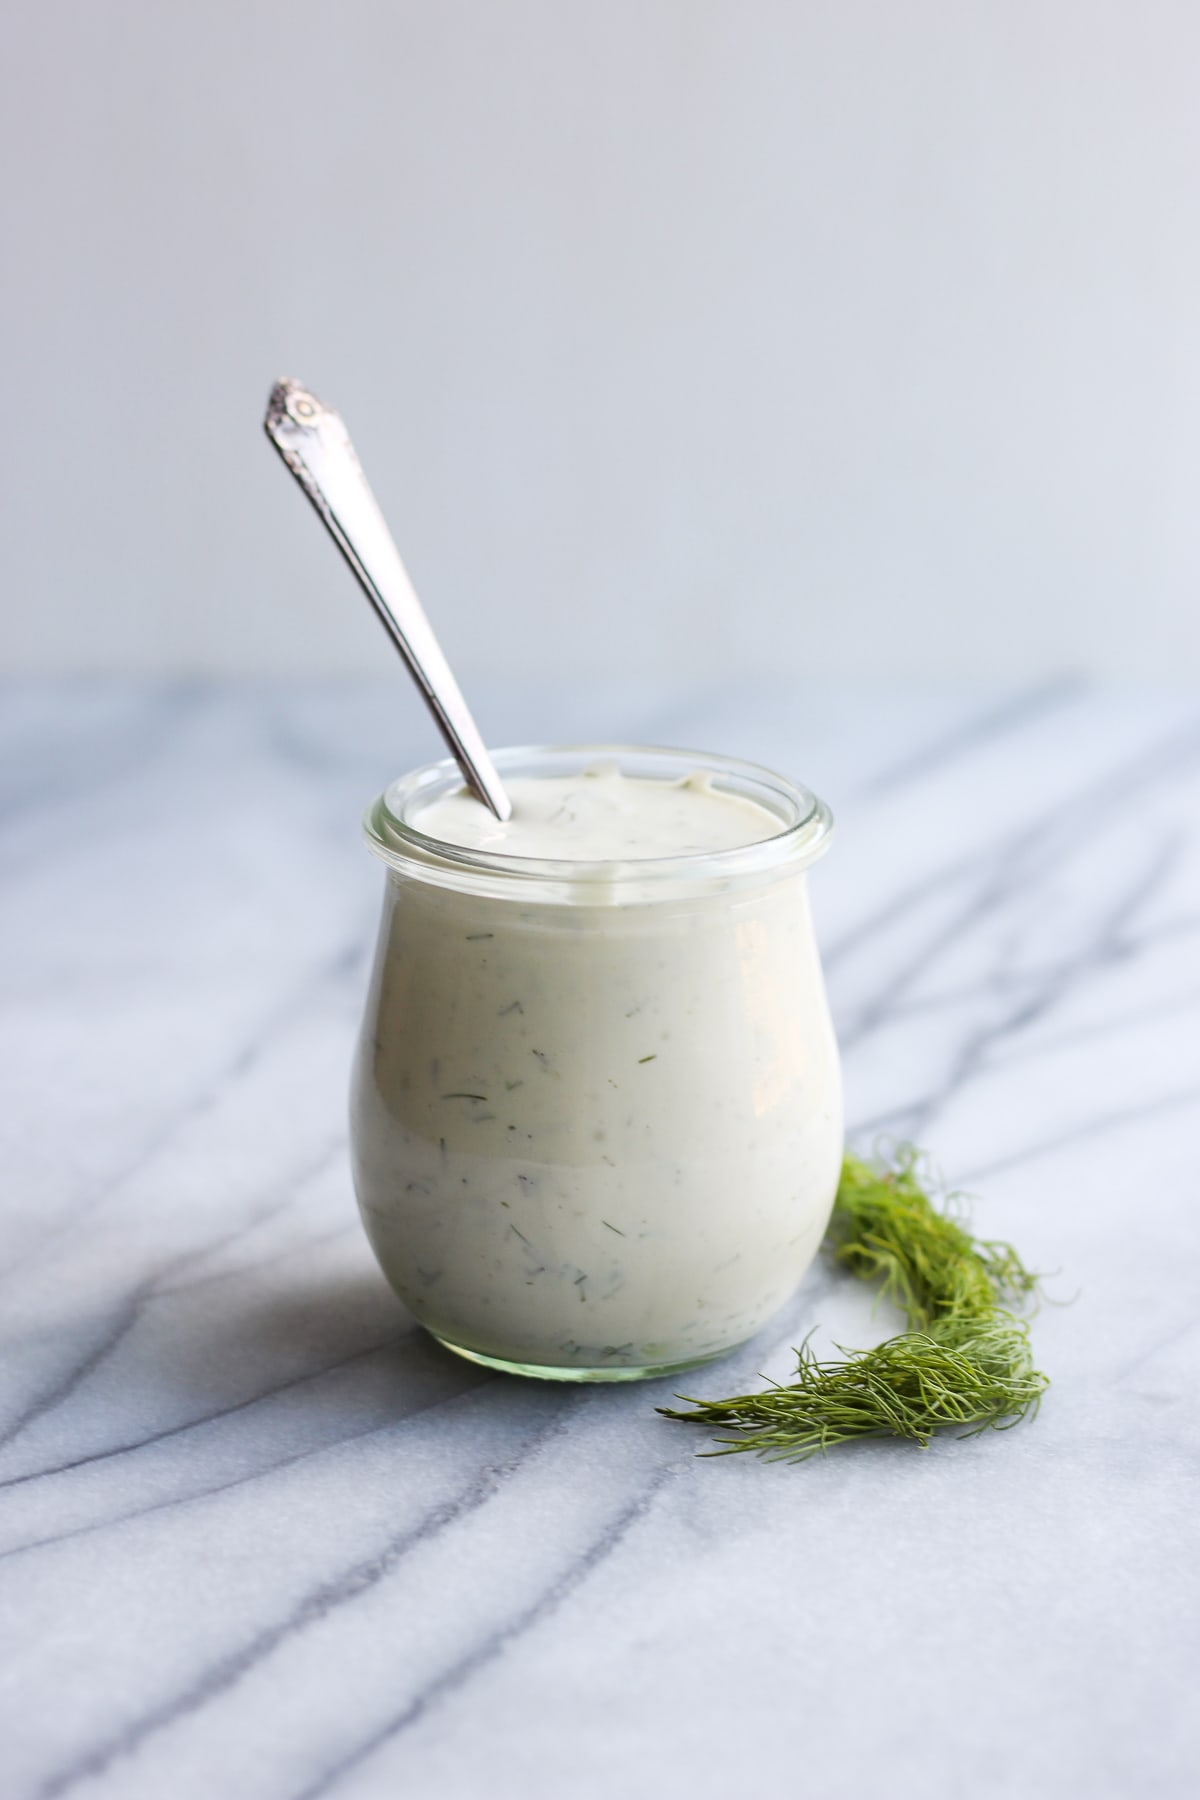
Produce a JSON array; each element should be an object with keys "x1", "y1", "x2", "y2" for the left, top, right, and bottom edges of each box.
[{"x1": 364, "y1": 744, "x2": 833, "y2": 907}]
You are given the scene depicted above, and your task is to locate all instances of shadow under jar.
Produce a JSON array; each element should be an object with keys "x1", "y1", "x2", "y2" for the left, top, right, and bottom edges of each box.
[{"x1": 350, "y1": 745, "x2": 842, "y2": 1382}]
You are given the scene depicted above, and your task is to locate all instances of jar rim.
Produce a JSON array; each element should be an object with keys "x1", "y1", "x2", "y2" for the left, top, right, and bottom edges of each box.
[{"x1": 364, "y1": 744, "x2": 833, "y2": 900}]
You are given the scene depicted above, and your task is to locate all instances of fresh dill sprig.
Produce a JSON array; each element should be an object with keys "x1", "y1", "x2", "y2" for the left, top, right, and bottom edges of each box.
[{"x1": 659, "y1": 1147, "x2": 1049, "y2": 1462}]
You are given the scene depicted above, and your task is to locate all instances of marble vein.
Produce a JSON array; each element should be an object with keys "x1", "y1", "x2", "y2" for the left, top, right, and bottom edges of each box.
[
  {"x1": 37, "y1": 1406, "x2": 574, "y2": 1800},
  {"x1": 291, "y1": 1465, "x2": 677, "y2": 1800},
  {"x1": 0, "y1": 1354, "x2": 496, "y2": 1567}
]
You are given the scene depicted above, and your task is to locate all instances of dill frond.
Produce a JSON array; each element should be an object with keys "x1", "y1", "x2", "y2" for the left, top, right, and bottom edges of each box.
[{"x1": 660, "y1": 1148, "x2": 1049, "y2": 1462}]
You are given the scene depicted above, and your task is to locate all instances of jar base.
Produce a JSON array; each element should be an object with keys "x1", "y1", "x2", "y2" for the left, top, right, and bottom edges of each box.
[{"x1": 430, "y1": 1331, "x2": 748, "y2": 1384}]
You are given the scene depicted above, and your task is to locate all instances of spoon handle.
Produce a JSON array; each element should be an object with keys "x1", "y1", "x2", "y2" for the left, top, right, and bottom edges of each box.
[{"x1": 264, "y1": 379, "x2": 511, "y2": 821}]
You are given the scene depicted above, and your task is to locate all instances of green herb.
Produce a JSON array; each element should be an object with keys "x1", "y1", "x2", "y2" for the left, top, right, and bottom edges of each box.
[
  {"x1": 660, "y1": 1148, "x2": 1049, "y2": 1462},
  {"x1": 638, "y1": 1054, "x2": 657, "y2": 1064}
]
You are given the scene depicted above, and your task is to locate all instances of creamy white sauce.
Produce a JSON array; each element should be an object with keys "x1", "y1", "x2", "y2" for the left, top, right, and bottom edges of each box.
[
  {"x1": 351, "y1": 766, "x2": 842, "y2": 1375},
  {"x1": 415, "y1": 766, "x2": 780, "y2": 861}
]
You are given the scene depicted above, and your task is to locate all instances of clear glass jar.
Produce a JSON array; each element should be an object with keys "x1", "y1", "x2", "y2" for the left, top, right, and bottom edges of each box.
[{"x1": 350, "y1": 745, "x2": 841, "y2": 1381}]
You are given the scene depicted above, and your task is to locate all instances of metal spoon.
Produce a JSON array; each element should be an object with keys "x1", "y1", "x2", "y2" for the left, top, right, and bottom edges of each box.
[{"x1": 264, "y1": 378, "x2": 511, "y2": 821}]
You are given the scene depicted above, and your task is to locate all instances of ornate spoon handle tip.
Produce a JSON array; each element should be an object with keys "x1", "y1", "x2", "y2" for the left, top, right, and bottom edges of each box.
[{"x1": 264, "y1": 378, "x2": 511, "y2": 822}]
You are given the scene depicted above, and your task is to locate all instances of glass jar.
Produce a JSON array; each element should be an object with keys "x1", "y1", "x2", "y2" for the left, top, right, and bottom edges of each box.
[{"x1": 350, "y1": 745, "x2": 841, "y2": 1381}]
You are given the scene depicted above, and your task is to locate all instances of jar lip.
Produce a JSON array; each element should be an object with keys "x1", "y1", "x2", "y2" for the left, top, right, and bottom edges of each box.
[{"x1": 364, "y1": 744, "x2": 833, "y2": 896}]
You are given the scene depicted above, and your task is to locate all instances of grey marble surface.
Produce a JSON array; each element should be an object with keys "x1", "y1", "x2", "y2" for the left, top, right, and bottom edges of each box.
[{"x1": 2, "y1": 679, "x2": 1198, "y2": 1800}]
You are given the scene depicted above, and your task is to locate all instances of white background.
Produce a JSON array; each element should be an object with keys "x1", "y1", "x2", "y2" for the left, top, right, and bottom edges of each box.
[{"x1": 2, "y1": 0, "x2": 1198, "y2": 684}]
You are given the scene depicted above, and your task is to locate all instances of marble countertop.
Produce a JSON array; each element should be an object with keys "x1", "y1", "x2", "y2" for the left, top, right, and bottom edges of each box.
[{"x1": 2, "y1": 679, "x2": 1197, "y2": 1800}]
